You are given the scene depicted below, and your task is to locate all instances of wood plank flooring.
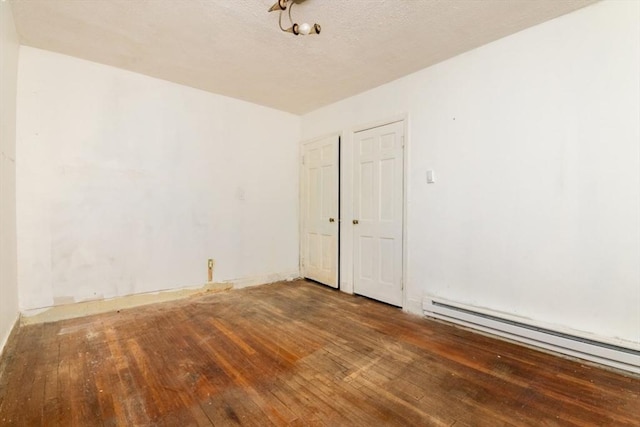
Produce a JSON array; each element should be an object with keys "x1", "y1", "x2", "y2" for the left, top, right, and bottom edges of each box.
[{"x1": 0, "y1": 280, "x2": 638, "y2": 426}]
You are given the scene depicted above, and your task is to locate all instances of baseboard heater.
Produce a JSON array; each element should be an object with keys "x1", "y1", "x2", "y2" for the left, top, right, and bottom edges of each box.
[{"x1": 423, "y1": 296, "x2": 640, "y2": 374}]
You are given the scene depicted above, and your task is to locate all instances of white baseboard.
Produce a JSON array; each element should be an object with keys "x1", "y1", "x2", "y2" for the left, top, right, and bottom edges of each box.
[
  {"x1": 226, "y1": 270, "x2": 301, "y2": 289},
  {"x1": 20, "y1": 271, "x2": 300, "y2": 324},
  {"x1": 21, "y1": 282, "x2": 233, "y2": 324}
]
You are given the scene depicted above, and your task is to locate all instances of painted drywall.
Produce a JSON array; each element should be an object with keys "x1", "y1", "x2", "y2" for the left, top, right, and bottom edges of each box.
[
  {"x1": 302, "y1": 1, "x2": 640, "y2": 345},
  {"x1": 16, "y1": 47, "x2": 300, "y2": 311},
  {"x1": 0, "y1": 1, "x2": 20, "y2": 351}
]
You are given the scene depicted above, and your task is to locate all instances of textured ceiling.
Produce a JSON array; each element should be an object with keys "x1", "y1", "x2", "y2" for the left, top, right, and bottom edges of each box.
[{"x1": 10, "y1": 0, "x2": 597, "y2": 114}]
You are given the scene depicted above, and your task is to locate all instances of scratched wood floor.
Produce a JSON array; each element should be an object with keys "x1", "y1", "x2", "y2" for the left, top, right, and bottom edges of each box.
[{"x1": 0, "y1": 280, "x2": 638, "y2": 426}]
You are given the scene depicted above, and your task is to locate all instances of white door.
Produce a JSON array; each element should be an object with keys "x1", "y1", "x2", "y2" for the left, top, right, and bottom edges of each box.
[
  {"x1": 301, "y1": 135, "x2": 339, "y2": 288},
  {"x1": 353, "y1": 121, "x2": 404, "y2": 306}
]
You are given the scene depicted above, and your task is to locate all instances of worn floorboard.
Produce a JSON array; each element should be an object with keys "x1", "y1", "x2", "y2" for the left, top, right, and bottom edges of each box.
[{"x1": 0, "y1": 280, "x2": 638, "y2": 426}]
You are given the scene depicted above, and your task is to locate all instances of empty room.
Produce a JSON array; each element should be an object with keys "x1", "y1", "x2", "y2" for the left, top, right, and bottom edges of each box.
[{"x1": 0, "y1": 0, "x2": 639, "y2": 425}]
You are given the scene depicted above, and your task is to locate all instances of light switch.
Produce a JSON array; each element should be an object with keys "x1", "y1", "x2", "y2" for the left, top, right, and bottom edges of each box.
[{"x1": 426, "y1": 170, "x2": 436, "y2": 184}]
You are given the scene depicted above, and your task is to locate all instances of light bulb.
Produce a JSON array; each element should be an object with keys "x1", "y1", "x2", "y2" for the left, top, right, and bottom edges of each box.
[{"x1": 299, "y1": 22, "x2": 311, "y2": 35}]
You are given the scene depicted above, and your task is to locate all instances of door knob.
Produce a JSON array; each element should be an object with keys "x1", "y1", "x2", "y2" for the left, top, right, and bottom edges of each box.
[
  {"x1": 353, "y1": 219, "x2": 359, "y2": 224},
  {"x1": 329, "y1": 218, "x2": 335, "y2": 222}
]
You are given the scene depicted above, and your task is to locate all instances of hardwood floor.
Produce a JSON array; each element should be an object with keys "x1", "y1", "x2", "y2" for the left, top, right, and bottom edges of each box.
[{"x1": 0, "y1": 280, "x2": 638, "y2": 426}]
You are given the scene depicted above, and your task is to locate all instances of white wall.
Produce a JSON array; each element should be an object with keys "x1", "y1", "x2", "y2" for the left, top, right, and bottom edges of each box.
[
  {"x1": 302, "y1": 1, "x2": 640, "y2": 345},
  {"x1": 0, "y1": 2, "x2": 20, "y2": 350},
  {"x1": 17, "y1": 47, "x2": 301, "y2": 311}
]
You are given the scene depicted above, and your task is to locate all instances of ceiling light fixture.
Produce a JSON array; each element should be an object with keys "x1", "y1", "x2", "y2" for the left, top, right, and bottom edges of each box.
[{"x1": 268, "y1": 0, "x2": 321, "y2": 36}]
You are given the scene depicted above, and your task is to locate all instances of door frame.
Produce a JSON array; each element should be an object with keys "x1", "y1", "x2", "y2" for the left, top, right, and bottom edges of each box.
[
  {"x1": 348, "y1": 114, "x2": 409, "y2": 309},
  {"x1": 299, "y1": 133, "x2": 341, "y2": 289},
  {"x1": 300, "y1": 115, "x2": 409, "y2": 309}
]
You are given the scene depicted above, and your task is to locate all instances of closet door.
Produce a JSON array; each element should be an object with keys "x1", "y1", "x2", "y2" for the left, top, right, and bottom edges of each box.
[
  {"x1": 353, "y1": 122, "x2": 404, "y2": 305},
  {"x1": 301, "y1": 135, "x2": 339, "y2": 288}
]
